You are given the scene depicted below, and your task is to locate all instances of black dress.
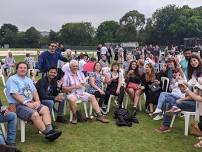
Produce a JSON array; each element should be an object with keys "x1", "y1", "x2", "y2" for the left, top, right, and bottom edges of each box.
[{"x1": 142, "y1": 74, "x2": 162, "y2": 109}]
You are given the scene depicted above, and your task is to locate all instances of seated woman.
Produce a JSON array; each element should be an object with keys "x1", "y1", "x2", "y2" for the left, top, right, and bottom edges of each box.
[
  {"x1": 87, "y1": 62, "x2": 108, "y2": 112},
  {"x1": 126, "y1": 60, "x2": 144, "y2": 115},
  {"x1": 152, "y1": 69, "x2": 186, "y2": 120},
  {"x1": 142, "y1": 63, "x2": 162, "y2": 116},
  {"x1": 105, "y1": 63, "x2": 125, "y2": 109},
  {"x1": 155, "y1": 54, "x2": 202, "y2": 135}
]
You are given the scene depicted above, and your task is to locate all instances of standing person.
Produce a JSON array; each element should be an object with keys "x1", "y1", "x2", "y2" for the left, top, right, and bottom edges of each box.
[
  {"x1": 123, "y1": 53, "x2": 133, "y2": 72},
  {"x1": 180, "y1": 48, "x2": 192, "y2": 79},
  {"x1": 106, "y1": 45, "x2": 112, "y2": 64},
  {"x1": 33, "y1": 42, "x2": 68, "y2": 80},
  {"x1": 62, "y1": 60, "x2": 109, "y2": 124},
  {"x1": 6, "y1": 62, "x2": 62, "y2": 141},
  {"x1": 97, "y1": 44, "x2": 102, "y2": 61},
  {"x1": 35, "y1": 67, "x2": 67, "y2": 123},
  {"x1": 4, "y1": 52, "x2": 15, "y2": 76}
]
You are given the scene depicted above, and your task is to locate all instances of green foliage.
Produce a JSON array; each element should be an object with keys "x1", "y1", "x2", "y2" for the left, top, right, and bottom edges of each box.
[
  {"x1": 96, "y1": 20, "x2": 120, "y2": 43},
  {"x1": 24, "y1": 27, "x2": 42, "y2": 48},
  {"x1": 59, "y1": 22, "x2": 95, "y2": 45}
]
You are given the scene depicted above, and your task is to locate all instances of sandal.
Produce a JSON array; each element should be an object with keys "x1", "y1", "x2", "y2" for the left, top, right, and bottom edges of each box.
[{"x1": 194, "y1": 140, "x2": 202, "y2": 148}]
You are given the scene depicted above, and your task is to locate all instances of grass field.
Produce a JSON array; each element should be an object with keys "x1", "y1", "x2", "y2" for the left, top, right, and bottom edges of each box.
[{"x1": 0, "y1": 55, "x2": 201, "y2": 152}]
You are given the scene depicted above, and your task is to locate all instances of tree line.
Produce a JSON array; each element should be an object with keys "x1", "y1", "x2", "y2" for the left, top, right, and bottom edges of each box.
[{"x1": 0, "y1": 4, "x2": 202, "y2": 48}]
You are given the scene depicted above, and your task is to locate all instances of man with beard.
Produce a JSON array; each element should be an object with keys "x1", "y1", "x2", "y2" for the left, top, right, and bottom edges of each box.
[{"x1": 180, "y1": 48, "x2": 192, "y2": 79}]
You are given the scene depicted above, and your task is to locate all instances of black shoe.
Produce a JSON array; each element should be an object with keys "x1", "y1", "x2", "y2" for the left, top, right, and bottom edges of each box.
[
  {"x1": 0, "y1": 144, "x2": 22, "y2": 152},
  {"x1": 45, "y1": 130, "x2": 62, "y2": 141},
  {"x1": 56, "y1": 116, "x2": 68, "y2": 123}
]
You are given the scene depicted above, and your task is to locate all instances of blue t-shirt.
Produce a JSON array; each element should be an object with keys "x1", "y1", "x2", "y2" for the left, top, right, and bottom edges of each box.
[{"x1": 6, "y1": 74, "x2": 36, "y2": 104}]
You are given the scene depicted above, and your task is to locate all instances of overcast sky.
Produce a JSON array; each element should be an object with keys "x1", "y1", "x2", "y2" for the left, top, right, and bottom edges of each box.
[{"x1": 1, "y1": 0, "x2": 202, "y2": 31}]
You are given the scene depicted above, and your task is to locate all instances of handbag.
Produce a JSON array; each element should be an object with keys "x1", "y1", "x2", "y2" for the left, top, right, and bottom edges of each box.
[
  {"x1": 127, "y1": 82, "x2": 139, "y2": 90},
  {"x1": 148, "y1": 83, "x2": 161, "y2": 92},
  {"x1": 191, "y1": 121, "x2": 202, "y2": 137}
]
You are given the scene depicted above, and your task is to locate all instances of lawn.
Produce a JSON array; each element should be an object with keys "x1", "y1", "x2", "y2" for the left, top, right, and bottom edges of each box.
[{"x1": 0, "y1": 55, "x2": 201, "y2": 152}]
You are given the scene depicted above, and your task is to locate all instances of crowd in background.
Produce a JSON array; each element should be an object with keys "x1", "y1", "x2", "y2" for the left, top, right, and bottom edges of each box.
[{"x1": 1, "y1": 42, "x2": 202, "y2": 151}]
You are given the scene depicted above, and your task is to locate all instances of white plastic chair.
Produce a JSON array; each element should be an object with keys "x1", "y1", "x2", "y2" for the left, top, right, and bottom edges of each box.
[
  {"x1": 66, "y1": 76, "x2": 90, "y2": 122},
  {"x1": 170, "y1": 87, "x2": 201, "y2": 136},
  {"x1": 161, "y1": 77, "x2": 169, "y2": 92},
  {"x1": 3, "y1": 88, "x2": 26, "y2": 142},
  {"x1": 125, "y1": 93, "x2": 142, "y2": 111},
  {"x1": 0, "y1": 123, "x2": 7, "y2": 139}
]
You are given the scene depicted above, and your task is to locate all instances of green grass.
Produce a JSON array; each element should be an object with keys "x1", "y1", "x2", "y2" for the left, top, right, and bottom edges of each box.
[{"x1": 0, "y1": 55, "x2": 201, "y2": 152}]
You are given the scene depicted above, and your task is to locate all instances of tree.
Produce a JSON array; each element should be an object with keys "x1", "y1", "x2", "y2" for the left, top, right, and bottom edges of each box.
[
  {"x1": 59, "y1": 22, "x2": 95, "y2": 45},
  {"x1": 119, "y1": 10, "x2": 145, "y2": 42},
  {"x1": 96, "y1": 20, "x2": 120, "y2": 43},
  {"x1": 49, "y1": 30, "x2": 59, "y2": 42},
  {"x1": 0, "y1": 24, "x2": 18, "y2": 46},
  {"x1": 120, "y1": 10, "x2": 145, "y2": 30},
  {"x1": 24, "y1": 27, "x2": 41, "y2": 48},
  {"x1": 151, "y1": 5, "x2": 179, "y2": 44}
]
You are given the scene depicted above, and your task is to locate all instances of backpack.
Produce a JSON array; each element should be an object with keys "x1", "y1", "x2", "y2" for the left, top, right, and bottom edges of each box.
[{"x1": 114, "y1": 108, "x2": 139, "y2": 127}]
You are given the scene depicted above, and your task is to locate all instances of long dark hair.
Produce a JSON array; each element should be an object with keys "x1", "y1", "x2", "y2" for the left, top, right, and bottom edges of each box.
[
  {"x1": 127, "y1": 60, "x2": 139, "y2": 76},
  {"x1": 188, "y1": 54, "x2": 202, "y2": 80}
]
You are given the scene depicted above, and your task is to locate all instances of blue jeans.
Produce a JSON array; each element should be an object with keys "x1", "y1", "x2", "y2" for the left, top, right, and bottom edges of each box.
[
  {"x1": 157, "y1": 92, "x2": 180, "y2": 110},
  {"x1": 41, "y1": 99, "x2": 65, "y2": 116},
  {"x1": 163, "y1": 100, "x2": 196, "y2": 127},
  {"x1": 0, "y1": 112, "x2": 17, "y2": 144}
]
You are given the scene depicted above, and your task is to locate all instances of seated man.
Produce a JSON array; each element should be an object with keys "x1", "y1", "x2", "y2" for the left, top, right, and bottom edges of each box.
[
  {"x1": 6, "y1": 62, "x2": 62, "y2": 141},
  {"x1": 62, "y1": 60, "x2": 109, "y2": 124},
  {"x1": 0, "y1": 100, "x2": 17, "y2": 148},
  {"x1": 36, "y1": 67, "x2": 67, "y2": 123}
]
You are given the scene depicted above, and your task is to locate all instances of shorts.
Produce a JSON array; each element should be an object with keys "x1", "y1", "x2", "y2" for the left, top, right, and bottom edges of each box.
[
  {"x1": 16, "y1": 104, "x2": 45, "y2": 121},
  {"x1": 67, "y1": 92, "x2": 92, "y2": 102}
]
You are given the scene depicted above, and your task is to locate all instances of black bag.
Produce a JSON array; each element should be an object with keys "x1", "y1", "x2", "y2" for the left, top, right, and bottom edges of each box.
[
  {"x1": 114, "y1": 108, "x2": 139, "y2": 127},
  {"x1": 148, "y1": 84, "x2": 161, "y2": 92}
]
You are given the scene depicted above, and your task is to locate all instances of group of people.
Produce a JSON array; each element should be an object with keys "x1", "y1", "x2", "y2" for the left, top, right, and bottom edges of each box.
[{"x1": 1, "y1": 42, "x2": 202, "y2": 151}]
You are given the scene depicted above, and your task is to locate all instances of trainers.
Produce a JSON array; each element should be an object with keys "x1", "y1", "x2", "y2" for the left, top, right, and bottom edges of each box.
[
  {"x1": 45, "y1": 130, "x2": 62, "y2": 141},
  {"x1": 166, "y1": 106, "x2": 181, "y2": 116},
  {"x1": 96, "y1": 115, "x2": 109, "y2": 123},
  {"x1": 56, "y1": 116, "x2": 68, "y2": 123},
  {"x1": 153, "y1": 114, "x2": 163, "y2": 120},
  {"x1": 152, "y1": 108, "x2": 162, "y2": 117},
  {"x1": 155, "y1": 125, "x2": 171, "y2": 133}
]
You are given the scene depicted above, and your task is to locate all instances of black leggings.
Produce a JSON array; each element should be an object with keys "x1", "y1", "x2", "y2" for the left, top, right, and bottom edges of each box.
[
  {"x1": 93, "y1": 91, "x2": 107, "y2": 107},
  {"x1": 105, "y1": 86, "x2": 125, "y2": 107}
]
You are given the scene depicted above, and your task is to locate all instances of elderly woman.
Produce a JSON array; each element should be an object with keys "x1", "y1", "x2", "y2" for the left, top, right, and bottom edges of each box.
[{"x1": 62, "y1": 60, "x2": 109, "y2": 124}]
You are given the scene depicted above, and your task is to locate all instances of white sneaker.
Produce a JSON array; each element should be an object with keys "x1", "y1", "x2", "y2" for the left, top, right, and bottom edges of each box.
[
  {"x1": 153, "y1": 108, "x2": 162, "y2": 114},
  {"x1": 153, "y1": 114, "x2": 163, "y2": 121}
]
